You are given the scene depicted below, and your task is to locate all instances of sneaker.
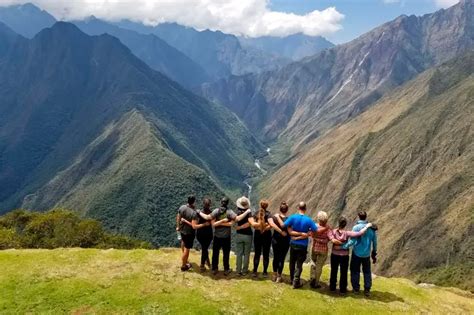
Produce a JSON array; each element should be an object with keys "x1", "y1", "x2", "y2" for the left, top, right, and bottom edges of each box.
[
  {"x1": 353, "y1": 289, "x2": 360, "y2": 294},
  {"x1": 262, "y1": 271, "x2": 268, "y2": 277},
  {"x1": 181, "y1": 264, "x2": 191, "y2": 272},
  {"x1": 199, "y1": 265, "x2": 206, "y2": 272},
  {"x1": 212, "y1": 270, "x2": 218, "y2": 276},
  {"x1": 238, "y1": 272, "x2": 243, "y2": 276},
  {"x1": 252, "y1": 271, "x2": 258, "y2": 278},
  {"x1": 364, "y1": 290, "x2": 371, "y2": 297},
  {"x1": 224, "y1": 269, "x2": 232, "y2": 276},
  {"x1": 242, "y1": 272, "x2": 248, "y2": 276},
  {"x1": 276, "y1": 276, "x2": 283, "y2": 283}
]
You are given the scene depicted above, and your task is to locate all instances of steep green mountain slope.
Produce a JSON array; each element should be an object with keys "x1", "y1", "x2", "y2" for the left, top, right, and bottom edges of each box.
[
  {"x1": 1, "y1": 249, "x2": 473, "y2": 314},
  {"x1": 0, "y1": 22, "x2": 262, "y2": 245},
  {"x1": 201, "y1": 1, "x2": 473, "y2": 149},
  {"x1": 259, "y1": 52, "x2": 474, "y2": 288},
  {"x1": 239, "y1": 33, "x2": 334, "y2": 61}
]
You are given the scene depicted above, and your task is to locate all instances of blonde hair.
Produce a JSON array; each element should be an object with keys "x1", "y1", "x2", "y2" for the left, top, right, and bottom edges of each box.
[
  {"x1": 258, "y1": 200, "x2": 269, "y2": 231},
  {"x1": 316, "y1": 211, "x2": 328, "y2": 224}
]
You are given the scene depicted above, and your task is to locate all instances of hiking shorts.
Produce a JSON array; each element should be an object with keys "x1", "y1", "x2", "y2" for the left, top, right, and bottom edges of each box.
[{"x1": 181, "y1": 233, "x2": 195, "y2": 249}]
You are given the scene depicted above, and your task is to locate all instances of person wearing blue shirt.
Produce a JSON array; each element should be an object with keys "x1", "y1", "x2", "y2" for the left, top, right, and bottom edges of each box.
[
  {"x1": 282, "y1": 201, "x2": 317, "y2": 288},
  {"x1": 343, "y1": 211, "x2": 378, "y2": 296}
]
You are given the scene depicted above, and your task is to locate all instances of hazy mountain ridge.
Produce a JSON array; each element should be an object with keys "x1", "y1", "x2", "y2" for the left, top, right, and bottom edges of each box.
[
  {"x1": 259, "y1": 51, "x2": 474, "y2": 288},
  {"x1": 201, "y1": 0, "x2": 473, "y2": 149},
  {"x1": 73, "y1": 17, "x2": 210, "y2": 88},
  {"x1": 239, "y1": 33, "x2": 334, "y2": 61},
  {"x1": 116, "y1": 21, "x2": 290, "y2": 80},
  {"x1": 0, "y1": 22, "x2": 262, "y2": 245}
]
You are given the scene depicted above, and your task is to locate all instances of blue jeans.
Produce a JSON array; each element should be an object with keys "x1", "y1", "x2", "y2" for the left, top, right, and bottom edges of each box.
[{"x1": 350, "y1": 253, "x2": 372, "y2": 291}]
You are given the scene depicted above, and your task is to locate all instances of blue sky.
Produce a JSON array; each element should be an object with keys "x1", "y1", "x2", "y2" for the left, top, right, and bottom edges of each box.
[
  {"x1": 5, "y1": 0, "x2": 457, "y2": 41},
  {"x1": 270, "y1": 0, "x2": 451, "y2": 43}
]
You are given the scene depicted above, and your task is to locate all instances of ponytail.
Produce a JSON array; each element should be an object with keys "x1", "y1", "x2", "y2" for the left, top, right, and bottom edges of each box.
[{"x1": 258, "y1": 200, "x2": 269, "y2": 231}]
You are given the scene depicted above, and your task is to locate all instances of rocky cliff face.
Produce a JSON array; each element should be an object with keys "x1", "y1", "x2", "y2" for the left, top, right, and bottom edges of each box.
[{"x1": 201, "y1": 1, "x2": 473, "y2": 150}]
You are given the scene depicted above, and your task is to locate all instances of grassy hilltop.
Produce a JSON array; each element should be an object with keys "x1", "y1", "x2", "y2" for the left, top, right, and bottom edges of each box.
[{"x1": 1, "y1": 248, "x2": 472, "y2": 314}]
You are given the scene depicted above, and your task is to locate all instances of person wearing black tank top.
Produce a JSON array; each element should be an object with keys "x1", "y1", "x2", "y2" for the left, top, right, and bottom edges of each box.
[
  {"x1": 249, "y1": 200, "x2": 272, "y2": 277},
  {"x1": 192, "y1": 198, "x2": 213, "y2": 271},
  {"x1": 268, "y1": 201, "x2": 290, "y2": 283}
]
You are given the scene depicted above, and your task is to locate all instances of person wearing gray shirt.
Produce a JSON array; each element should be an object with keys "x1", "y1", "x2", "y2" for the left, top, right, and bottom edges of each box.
[
  {"x1": 176, "y1": 196, "x2": 197, "y2": 271},
  {"x1": 199, "y1": 197, "x2": 250, "y2": 275}
]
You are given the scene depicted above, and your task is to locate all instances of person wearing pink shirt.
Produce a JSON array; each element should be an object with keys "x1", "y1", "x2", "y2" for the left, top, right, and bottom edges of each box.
[{"x1": 328, "y1": 216, "x2": 372, "y2": 294}]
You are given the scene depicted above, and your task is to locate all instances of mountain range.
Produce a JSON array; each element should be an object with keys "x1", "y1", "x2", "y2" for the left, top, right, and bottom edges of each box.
[
  {"x1": 201, "y1": 0, "x2": 473, "y2": 150},
  {"x1": 115, "y1": 20, "x2": 290, "y2": 79},
  {"x1": 0, "y1": 21, "x2": 262, "y2": 245}
]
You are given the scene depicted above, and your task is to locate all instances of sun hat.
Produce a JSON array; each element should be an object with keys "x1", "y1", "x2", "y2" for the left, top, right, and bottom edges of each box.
[{"x1": 236, "y1": 196, "x2": 250, "y2": 210}]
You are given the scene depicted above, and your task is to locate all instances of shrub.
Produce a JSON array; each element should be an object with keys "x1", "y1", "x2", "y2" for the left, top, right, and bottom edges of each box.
[
  {"x1": 0, "y1": 209, "x2": 152, "y2": 250},
  {"x1": 0, "y1": 228, "x2": 20, "y2": 249}
]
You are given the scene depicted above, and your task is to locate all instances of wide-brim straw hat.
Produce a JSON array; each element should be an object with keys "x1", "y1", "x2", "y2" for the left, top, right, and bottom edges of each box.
[{"x1": 236, "y1": 196, "x2": 250, "y2": 210}]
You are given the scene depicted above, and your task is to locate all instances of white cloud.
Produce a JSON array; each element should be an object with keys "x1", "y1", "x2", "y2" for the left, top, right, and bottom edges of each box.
[
  {"x1": 434, "y1": 0, "x2": 459, "y2": 8},
  {"x1": 0, "y1": 0, "x2": 344, "y2": 37}
]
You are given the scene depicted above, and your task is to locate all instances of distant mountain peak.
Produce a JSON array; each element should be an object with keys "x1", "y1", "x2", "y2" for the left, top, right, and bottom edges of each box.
[{"x1": 0, "y1": 2, "x2": 56, "y2": 38}]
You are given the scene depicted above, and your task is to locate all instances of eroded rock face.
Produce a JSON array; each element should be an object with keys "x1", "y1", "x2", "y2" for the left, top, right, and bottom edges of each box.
[{"x1": 201, "y1": 1, "x2": 473, "y2": 149}]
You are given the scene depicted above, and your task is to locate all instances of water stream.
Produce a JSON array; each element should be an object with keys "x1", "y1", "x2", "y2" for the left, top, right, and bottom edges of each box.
[{"x1": 243, "y1": 147, "x2": 271, "y2": 200}]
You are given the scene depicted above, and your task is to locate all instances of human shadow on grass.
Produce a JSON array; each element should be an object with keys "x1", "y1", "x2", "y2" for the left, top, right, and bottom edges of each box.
[
  {"x1": 186, "y1": 265, "x2": 403, "y2": 303},
  {"x1": 295, "y1": 281, "x2": 405, "y2": 303}
]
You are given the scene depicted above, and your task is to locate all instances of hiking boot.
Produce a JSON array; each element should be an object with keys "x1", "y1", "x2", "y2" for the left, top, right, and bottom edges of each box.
[
  {"x1": 242, "y1": 271, "x2": 248, "y2": 276},
  {"x1": 353, "y1": 288, "x2": 360, "y2": 294},
  {"x1": 292, "y1": 280, "x2": 303, "y2": 289},
  {"x1": 212, "y1": 270, "x2": 218, "y2": 276},
  {"x1": 199, "y1": 265, "x2": 206, "y2": 272},
  {"x1": 224, "y1": 269, "x2": 232, "y2": 276},
  {"x1": 252, "y1": 271, "x2": 258, "y2": 278},
  {"x1": 364, "y1": 290, "x2": 371, "y2": 297},
  {"x1": 238, "y1": 272, "x2": 243, "y2": 276},
  {"x1": 272, "y1": 272, "x2": 278, "y2": 282},
  {"x1": 262, "y1": 271, "x2": 268, "y2": 277}
]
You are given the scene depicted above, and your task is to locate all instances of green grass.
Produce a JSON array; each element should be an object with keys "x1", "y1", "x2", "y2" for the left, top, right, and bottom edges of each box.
[{"x1": 1, "y1": 249, "x2": 473, "y2": 314}]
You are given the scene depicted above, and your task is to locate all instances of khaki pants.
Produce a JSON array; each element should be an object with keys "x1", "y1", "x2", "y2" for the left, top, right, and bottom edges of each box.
[{"x1": 310, "y1": 251, "x2": 328, "y2": 284}]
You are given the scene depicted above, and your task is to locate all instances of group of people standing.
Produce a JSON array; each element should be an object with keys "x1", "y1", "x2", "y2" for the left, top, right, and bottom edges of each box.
[{"x1": 176, "y1": 195, "x2": 378, "y2": 296}]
